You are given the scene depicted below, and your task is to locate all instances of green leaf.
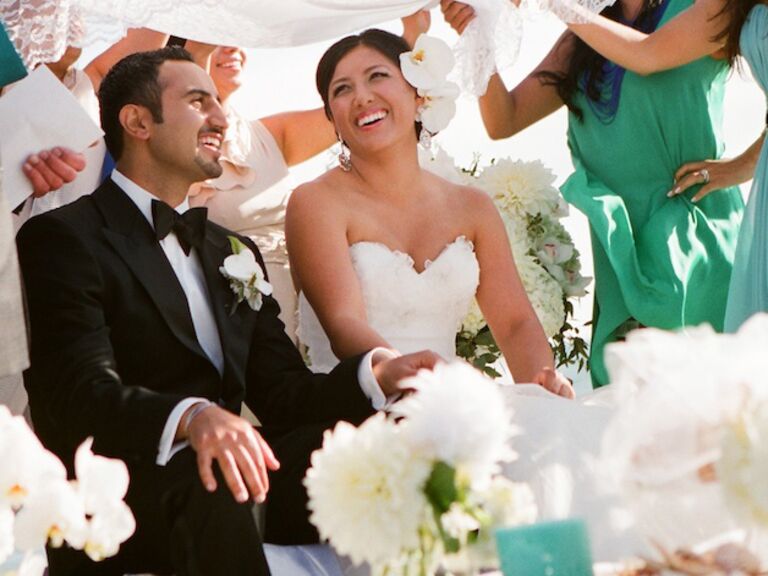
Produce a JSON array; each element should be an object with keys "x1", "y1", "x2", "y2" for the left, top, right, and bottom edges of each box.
[
  {"x1": 424, "y1": 461, "x2": 458, "y2": 515},
  {"x1": 227, "y1": 235, "x2": 246, "y2": 255},
  {"x1": 474, "y1": 330, "x2": 497, "y2": 347}
]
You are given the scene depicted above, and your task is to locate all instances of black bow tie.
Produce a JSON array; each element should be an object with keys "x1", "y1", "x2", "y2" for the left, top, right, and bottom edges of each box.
[{"x1": 151, "y1": 200, "x2": 208, "y2": 256}]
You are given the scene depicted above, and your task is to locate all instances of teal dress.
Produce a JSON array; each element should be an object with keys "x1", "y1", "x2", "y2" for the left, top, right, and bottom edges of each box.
[
  {"x1": 562, "y1": 0, "x2": 745, "y2": 386},
  {"x1": 724, "y1": 4, "x2": 768, "y2": 331}
]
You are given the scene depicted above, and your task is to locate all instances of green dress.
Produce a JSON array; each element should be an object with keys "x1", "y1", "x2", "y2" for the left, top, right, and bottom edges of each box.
[{"x1": 561, "y1": 0, "x2": 744, "y2": 387}]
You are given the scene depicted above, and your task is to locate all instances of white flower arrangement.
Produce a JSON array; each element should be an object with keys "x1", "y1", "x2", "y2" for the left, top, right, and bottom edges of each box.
[
  {"x1": 220, "y1": 236, "x2": 273, "y2": 313},
  {"x1": 0, "y1": 407, "x2": 135, "y2": 575},
  {"x1": 422, "y1": 151, "x2": 591, "y2": 376},
  {"x1": 305, "y1": 361, "x2": 536, "y2": 576}
]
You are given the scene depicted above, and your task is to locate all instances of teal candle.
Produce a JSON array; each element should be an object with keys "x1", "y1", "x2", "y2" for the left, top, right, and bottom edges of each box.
[{"x1": 495, "y1": 518, "x2": 594, "y2": 576}]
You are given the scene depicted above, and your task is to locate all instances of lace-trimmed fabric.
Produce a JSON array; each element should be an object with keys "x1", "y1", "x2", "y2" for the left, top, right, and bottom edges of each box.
[{"x1": 0, "y1": 0, "x2": 84, "y2": 69}]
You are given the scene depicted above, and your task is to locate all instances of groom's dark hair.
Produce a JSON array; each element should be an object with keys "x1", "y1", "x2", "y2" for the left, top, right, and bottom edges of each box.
[{"x1": 98, "y1": 46, "x2": 194, "y2": 161}]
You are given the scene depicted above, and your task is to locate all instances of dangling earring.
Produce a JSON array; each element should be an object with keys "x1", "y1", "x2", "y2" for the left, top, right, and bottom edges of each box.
[
  {"x1": 418, "y1": 126, "x2": 433, "y2": 150},
  {"x1": 337, "y1": 134, "x2": 352, "y2": 172}
]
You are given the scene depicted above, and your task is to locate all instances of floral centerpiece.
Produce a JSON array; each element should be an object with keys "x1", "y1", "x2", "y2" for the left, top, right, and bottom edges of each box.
[
  {"x1": 420, "y1": 149, "x2": 591, "y2": 377},
  {"x1": 304, "y1": 361, "x2": 537, "y2": 575},
  {"x1": 599, "y1": 312, "x2": 768, "y2": 568},
  {"x1": 0, "y1": 406, "x2": 135, "y2": 575}
]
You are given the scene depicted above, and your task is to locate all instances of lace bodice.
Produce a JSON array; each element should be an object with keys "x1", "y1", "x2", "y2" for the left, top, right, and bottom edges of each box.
[{"x1": 298, "y1": 236, "x2": 480, "y2": 373}]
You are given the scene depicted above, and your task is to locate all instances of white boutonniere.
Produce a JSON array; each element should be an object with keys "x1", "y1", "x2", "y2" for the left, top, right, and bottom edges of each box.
[{"x1": 220, "y1": 236, "x2": 273, "y2": 313}]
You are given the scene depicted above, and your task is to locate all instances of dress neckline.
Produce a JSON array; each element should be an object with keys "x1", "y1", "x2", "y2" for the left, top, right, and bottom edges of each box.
[{"x1": 349, "y1": 235, "x2": 473, "y2": 275}]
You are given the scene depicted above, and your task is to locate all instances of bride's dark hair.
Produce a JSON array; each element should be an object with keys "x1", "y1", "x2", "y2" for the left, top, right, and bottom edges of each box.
[{"x1": 316, "y1": 29, "x2": 421, "y2": 137}]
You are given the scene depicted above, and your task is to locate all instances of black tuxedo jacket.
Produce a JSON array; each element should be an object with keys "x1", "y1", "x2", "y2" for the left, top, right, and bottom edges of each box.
[{"x1": 17, "y1": 179, "x2": 374, "y2": 471}]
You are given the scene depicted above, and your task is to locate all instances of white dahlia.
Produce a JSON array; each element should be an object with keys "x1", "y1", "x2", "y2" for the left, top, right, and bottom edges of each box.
[
  {"x1": 394, "y1": 362, "x2": 517, "y2": 487},
  {"x1": 304, "y1": 414, "x2": 430, "y2": 567},
  {"x1": 476, "y1": 159, "x2": 562, "y2": 220}
]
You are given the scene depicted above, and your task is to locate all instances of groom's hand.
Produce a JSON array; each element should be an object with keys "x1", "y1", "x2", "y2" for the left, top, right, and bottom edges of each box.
[
  {"x1": 373, "y1": 350, "x2": 442, "y2": 397},
  {"x1": 184, "y1": 405, "x2": 280, "y2": 503}
]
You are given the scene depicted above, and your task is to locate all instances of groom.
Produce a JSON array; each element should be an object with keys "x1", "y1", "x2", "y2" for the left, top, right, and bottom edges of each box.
[{"x1": 17, "y1": 47, "x2": 437, "y2": 576}]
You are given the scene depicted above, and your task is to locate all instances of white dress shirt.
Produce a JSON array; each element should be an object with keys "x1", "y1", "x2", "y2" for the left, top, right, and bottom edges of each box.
[{"x1": 112, "y1": 170, "x2": 391, "y2": 465}]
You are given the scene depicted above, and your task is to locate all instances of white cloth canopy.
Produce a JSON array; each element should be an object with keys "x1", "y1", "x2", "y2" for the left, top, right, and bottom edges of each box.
[{"x1": 1, "y1": 0, "x2": 525, "y2": 95}]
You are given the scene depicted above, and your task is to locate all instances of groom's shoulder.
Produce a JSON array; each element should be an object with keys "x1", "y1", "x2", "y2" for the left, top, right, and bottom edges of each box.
[{"x1": 17, "y1": 181, "x2": 115, "y2": 250}]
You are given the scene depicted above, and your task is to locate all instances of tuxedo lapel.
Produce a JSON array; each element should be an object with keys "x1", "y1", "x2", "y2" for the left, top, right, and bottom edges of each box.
[
  {"x1": 93, "y1": 181, "x2": 210, "y2": 363},
  {"x1": 198, "y1": 225, "x2": 249, "y2": 395}
]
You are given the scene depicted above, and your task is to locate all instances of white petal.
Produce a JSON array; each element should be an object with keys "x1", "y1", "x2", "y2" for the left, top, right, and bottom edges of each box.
[
  {"x1": 14, "y1": 480, "x2": 87, "y2": 551},
  {"x1": 0, "y1": 506, "x2": 14, "y2": 565},
  {"x1": 222, "y1": 250, "x2": 259, "y2": 282},
  {"x1": 18, "y1": 552, "x2": 48, "y2": 576},
  {"x1": 400, "y1": 35, "x2": 455, "y2": 90},
  {"x1": 255, "y1": 279, "x2": 273, "y2": 297},
  {"x1": 419, "y1": 97, "x2": 457, "y2": 134},
  {"x1": 75, "y1": 438, "x2": 130, "y2": 514},
  {"x1": 84, "y1": 501, "x2": 136, "y2": 561}
]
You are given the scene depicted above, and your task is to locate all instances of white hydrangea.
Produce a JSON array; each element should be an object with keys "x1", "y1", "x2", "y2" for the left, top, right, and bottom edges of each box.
[
  {"x1": 304, "y1": 415, "x2": 430, "y2": 567},
  {"x1": 394, "y1": 362, "x2": 517, "y2": 488},
  {"x1": 477, "y1": 159, "x2": 562, "y2": 220},
  {"x1": 460, "y1": 298, "x2": 486, "y2": 336},
  {"x1": 515, "y1": 254, "x2": 565, "y2": 339}
]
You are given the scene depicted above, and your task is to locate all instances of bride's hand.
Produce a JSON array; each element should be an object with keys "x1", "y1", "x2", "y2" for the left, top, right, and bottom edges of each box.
[{"x1": 533, "y1": 367, "x2": 575, "y2": 399}]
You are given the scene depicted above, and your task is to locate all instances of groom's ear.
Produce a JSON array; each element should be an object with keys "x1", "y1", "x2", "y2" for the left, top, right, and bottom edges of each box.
[{"x1": 119, "y1": 104, "x2": 152, "y2": 144}]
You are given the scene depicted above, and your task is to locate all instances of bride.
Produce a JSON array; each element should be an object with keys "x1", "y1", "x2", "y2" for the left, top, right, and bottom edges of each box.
[{"x1": 286, "y1": 28, "x2": 573, "y2": 398}]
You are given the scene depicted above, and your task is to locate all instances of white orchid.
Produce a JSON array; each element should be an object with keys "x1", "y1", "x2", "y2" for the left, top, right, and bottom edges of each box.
[
  {"x1": 74, "y1": 438, "x2": 130, "y2": 514},
  {"x1": 0, "y1": 409, "x2": 135, "y2": 568},
  {"x1": 394, "y1": 361, "x2": 518, "y2": 487},
  {"x1": 83, "y1": 501, "x2": 136, "y2": 562},
  {"x1": 399, "y1": 34, "x2": 455, "y2": 91},
  {"x1": 0, "y1": 407, "x2": 66, "y2": 509},
  {"x1": 13, "y1": 480, "x2": 87, "y2": 551},
  {"x1": 417, "y1": 80, "x2": 460, "y2": 134},
  {"x1": 220, "y1": 236, "x2": 273, "y2": 312}
]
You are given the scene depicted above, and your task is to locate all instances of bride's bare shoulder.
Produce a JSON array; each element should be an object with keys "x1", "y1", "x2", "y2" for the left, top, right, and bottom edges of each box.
[
  {"x1": 289, "y1": 168, "x2": 349, "y2": 212},
  {"x1": 425, "y1": 171, "x2": 497, "y2": 216}
]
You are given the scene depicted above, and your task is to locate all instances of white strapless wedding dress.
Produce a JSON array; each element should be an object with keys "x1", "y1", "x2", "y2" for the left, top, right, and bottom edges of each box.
[{"x1": 298, "y1": 236, "x2": 480, "y2": 371}]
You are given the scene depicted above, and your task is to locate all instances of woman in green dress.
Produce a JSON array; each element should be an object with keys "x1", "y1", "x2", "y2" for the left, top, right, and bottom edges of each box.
[{"x1": 441, "y1": 0, "x2": 746, "y2": 386}]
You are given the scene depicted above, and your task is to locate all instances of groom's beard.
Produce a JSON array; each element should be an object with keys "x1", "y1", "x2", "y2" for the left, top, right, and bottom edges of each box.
[{"x1": 194, "y1": 152, "x2": 224, "y2": 179}]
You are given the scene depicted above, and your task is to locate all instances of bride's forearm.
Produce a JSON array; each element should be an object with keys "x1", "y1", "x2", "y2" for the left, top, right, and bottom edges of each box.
[
  {"x1": 496, "y1": 317, "x2": 554, "y2": 383},
  {"x1": 326, "y1": 319, "x2": 393, "y2": 360}
]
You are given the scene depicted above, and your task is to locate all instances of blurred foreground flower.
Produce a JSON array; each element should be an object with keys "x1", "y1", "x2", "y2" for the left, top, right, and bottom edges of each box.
[
  {"x1": 0, "y1": 406, "x2": 135, "y2": 574},
  {"x1": 305, "y1": 361, "x2": 536, "y2": 575}
]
